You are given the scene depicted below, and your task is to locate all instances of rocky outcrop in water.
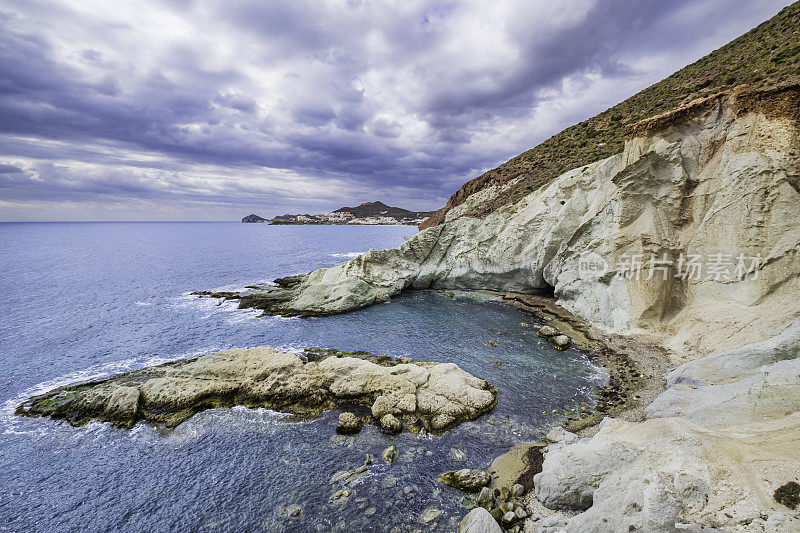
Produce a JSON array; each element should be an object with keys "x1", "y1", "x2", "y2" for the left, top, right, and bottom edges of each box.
[
  {"x1": 16, "y1": 347, "x2": 497, "y2": 432},
  {"x1": 439, "y1": 469, "x2": 491, "y2": 492}
]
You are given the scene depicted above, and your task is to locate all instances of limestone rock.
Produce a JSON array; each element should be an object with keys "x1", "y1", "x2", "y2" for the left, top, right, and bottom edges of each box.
[
  {"x1": 544, "y1": 427, "x2": 577, "y2": 444},
  {"x1": 419, "y1": 507, "x2": 442, "y2": 524},
  {"x1": 534, "y1": 411, "x2": 800, "y2": 531},
  {"x1": 537, "y1": 326, "x2": 559, "y2": 338},
  {"x1": 382, "y1": 444, "x2": 398, "y2": 464},
  {"x1": 458, "y1": 508, "x2": 503, "y2": 533},
  {"x1": 439, "y1": 469, "x2": 491, "y2": 492},
  {"x1": 336, "y1": 412, "x2": 362, "y2": 434},
  {"x1": 646, "y1": 318, "x2": 800, "y2": 429},
  {"x1": 379, "y1": 413, "x2": 402, "y2": 434},
  {"x1": 550, "y1": 335, "x2": 570, "y2": 350},
  {"x1": 18, "y1": 347, "x2": 497, "y2": 432}
]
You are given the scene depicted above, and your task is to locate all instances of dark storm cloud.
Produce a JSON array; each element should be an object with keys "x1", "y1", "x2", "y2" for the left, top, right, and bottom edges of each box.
[{"x1": 0, "y1": 0, "x2": 792, "y2": 220}]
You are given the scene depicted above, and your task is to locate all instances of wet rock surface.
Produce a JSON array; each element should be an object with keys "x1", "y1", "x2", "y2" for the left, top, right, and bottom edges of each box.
[{"x1": 439, "y1": 469, "x2": 491, "y2": 492}]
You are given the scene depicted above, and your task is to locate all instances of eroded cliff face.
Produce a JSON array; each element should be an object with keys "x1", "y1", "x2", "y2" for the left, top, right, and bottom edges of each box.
[
  {"x1": 533, "y1": 317, "x2": 800, "y2": 532},
  {"x1": 241, "y1": 85, "x2": 800, "y2": 358}
]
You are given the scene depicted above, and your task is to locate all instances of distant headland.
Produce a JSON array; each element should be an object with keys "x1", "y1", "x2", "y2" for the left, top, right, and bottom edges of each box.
[{"x1": 242, "y1": 201, "x2": 433, "y2": 225}]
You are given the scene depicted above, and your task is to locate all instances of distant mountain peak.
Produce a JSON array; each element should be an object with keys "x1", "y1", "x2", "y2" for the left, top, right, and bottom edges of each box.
[
  {"x1": 333, "y1": 201, "x2": 432, "y2": 219},
  {"x1": 242, "y1": 214, "x2": 268, "y2": 223}
]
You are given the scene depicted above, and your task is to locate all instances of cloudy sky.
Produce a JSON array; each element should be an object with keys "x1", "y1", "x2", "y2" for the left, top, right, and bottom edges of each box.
[{"x1": 0, "y1": 0, "x2": 792, "y2": 221}]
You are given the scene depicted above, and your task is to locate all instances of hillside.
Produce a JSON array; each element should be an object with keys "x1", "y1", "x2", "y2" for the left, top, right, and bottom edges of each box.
[
  {"x1": 334, "y1": 201, "x2": 433, "y2": 220},
  {"x1": 421, "y1": 1, "x2": 800, "y2": 228},
  {"x1": 242, "y1": 214, "x2": 268, "y2": 223}
]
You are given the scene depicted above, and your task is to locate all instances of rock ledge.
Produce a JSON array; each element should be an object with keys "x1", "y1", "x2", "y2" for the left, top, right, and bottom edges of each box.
[{"x1": 16, "y1": 347, "x2": 497, "y2": 432}]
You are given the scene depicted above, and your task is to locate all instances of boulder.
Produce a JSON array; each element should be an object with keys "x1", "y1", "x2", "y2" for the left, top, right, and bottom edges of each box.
[
  {"x1": 537, "y1": 325, "x2": 559, "y2": 338},
  {"x1": 550, "y1": 334, "x2": 571, "y2": 350},
  {"x1": 379, "y1": 414, "x2": 402, "y2": 434},
  {"x1": 439, "y1": 469, "x2": 491, "y2": 492},
  {"x1": 457, "y1": 508, "x2": 503, "y2": 533},
  {"x1": 476, "y1": 486, "x2": 493, "y2": 506},
  {"x1": 336, "y1": 412, "x2": 362, "y2": 434}
]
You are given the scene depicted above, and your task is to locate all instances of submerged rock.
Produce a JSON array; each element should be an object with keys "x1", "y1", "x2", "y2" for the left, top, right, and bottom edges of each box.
[
  {"x1": 382, "y1": 444, "x2": 398, "y2": 464},
  {"x1": 16, "y1": 347, "x2": 497, "y2": 432},
  {"x1": 329, "y1": 489, "x2": 353, "y2": 507},
  {"x1": 419, "y1": 507, "x2": 442, "y2": 524},
  {"x1": 439, "y1": 469, "x2": 491, "y2": 492},
  {"x1": 286, "y1": 504, "x2": 303, "y2": 521},
  {"x1": 330, "y1": 465, "x2": 369, "y2": 486}
]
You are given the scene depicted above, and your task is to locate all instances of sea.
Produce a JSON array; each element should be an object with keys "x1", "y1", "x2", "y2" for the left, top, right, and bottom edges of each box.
[{"x1": 0, "y1": 222, "x2": 603, "y2": 532}]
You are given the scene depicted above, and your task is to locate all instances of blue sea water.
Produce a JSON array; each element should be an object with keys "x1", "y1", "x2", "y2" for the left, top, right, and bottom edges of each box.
[{"x1": 0, "y1": 222, "x2": 602, "y2": 532}]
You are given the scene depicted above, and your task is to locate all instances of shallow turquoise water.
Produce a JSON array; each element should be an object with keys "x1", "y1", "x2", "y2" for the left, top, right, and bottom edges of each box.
[{"x1": 0, "y1": 222, "x2": 602, "y2": 532}]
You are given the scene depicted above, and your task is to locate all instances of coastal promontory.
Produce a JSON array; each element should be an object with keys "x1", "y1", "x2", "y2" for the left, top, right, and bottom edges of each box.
[{"x1": 17, "y1": 347, "x2": 497, "y2": 434}]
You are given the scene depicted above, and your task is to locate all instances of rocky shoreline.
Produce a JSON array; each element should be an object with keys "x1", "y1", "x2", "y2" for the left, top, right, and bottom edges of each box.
[
  {"x1": 16, "y1": 347, "x2": 498, "y2": 435},
  {"x1": 497, "y1": 292, "x2": 672, "y2": 435},
  {"x1": 48, "y1": 82, "x2": 799, "y2": 531},
  {"x1": 182, "y1": 85, "x2": 800, "y2": 531}
]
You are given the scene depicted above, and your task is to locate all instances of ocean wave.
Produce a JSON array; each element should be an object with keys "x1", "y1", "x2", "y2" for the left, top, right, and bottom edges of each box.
[{"x1": 330, "y1": 251, "x2": 364, "y2": 258}]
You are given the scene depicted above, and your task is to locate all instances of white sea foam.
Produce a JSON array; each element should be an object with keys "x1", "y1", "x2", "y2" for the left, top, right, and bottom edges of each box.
[{"x1": 330, "y1": 251, "x2": 364, "y2": 258}]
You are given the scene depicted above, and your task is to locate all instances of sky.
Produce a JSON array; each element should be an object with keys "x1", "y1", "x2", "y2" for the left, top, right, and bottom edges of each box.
[{"x1": 0, "y1": 0, "x2": 793, "y2": 221}]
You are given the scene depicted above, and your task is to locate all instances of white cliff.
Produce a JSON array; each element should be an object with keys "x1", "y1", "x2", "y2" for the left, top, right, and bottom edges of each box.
[{"x1": 249, "y1": 86, "x2": 800, "y2": 358}]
